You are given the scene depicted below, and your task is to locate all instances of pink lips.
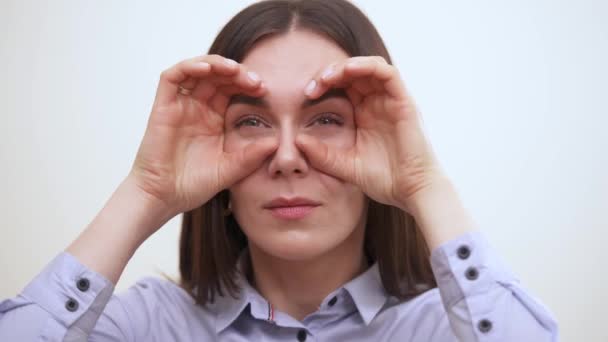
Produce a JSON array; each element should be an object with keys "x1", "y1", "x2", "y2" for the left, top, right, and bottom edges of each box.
[
  {"x1": 269, "y1": 205, "x2": 317, "y2": 219},
  {"x1": 263, "y1": 197, "x2": 321, "y2": 220}
]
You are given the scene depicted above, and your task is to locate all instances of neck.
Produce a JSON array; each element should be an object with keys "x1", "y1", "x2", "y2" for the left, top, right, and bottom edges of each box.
[{"x1": 247, "y1": 226, "x2": 368, "y2": 322}]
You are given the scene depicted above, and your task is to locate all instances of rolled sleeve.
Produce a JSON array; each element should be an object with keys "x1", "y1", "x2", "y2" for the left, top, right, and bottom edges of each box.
[{"x1": 430, "y1": 231, "x2": 559, "y2": 341}]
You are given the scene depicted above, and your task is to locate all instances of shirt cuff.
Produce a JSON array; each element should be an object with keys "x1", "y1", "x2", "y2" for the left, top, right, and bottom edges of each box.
[
  {"x1": 20, "y1": 251, "x2": 115, "y2": 329},
  {"x1": 430, "y1": 230, "x2": 517, "y2": 309}
]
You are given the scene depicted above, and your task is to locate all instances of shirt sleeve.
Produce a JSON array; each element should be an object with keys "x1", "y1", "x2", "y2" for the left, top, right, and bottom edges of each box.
[
  {"x1": 0, "y1": 251, "x2": 134, "y2": 341},
  {"x1": 429, "y1": 230, "x2": 559, "y2": 341}
]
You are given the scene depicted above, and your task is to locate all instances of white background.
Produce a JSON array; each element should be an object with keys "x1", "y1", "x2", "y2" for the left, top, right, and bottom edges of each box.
[{"x1": 1, "y1": 1, "x2": 606, "y2": 340}]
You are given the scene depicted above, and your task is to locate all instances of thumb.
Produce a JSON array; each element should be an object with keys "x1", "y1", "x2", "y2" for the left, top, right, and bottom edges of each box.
[
  {"x1": 296, "y1": 134, "x2": 355, "y2": 182},
  {"x1": 222, "y1": 137, "x2": 278, "y2": 185}
]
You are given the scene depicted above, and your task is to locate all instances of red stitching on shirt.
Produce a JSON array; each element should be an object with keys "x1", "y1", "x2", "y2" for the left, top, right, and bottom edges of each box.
[{"x1": 267, "y1": 302, "x2": 275, "y2": 323}]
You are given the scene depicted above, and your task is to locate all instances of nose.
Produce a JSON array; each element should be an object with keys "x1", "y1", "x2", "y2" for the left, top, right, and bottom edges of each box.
[{"x1": 267, "y1": 127, "x2": 309, "y2": 178}]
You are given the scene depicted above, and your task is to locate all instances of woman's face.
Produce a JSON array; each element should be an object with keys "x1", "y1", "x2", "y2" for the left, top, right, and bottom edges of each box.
[{"x1": 224, "y1": 30, "x2": 368, "y2": 261}]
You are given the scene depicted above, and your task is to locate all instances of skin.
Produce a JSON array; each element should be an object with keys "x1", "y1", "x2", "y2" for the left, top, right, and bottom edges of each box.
[
  {"x1": 66, "y1": 25, "x2": 477, "y2": 326},
  {"x1": 224, "y1": 30, "x2": 371, "y2": 320},
  {"x1": 222, "y1": 28, "x2": 478, "y2": 321}
]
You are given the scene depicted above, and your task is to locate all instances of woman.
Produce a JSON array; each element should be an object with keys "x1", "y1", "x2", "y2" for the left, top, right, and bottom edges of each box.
[{"x1": 0, "y1": 0, "x2": 558, "y2": 341}]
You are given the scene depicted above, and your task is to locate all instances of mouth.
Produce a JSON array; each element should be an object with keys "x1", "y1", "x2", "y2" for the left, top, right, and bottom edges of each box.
[{"x1": 263, "y1": 197, "x2": 321, "y2": 220}]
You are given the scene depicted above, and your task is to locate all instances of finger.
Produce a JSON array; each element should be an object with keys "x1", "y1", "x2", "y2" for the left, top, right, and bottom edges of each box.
[
  {"x1": 345, "y1": 87, "x2": 363, "y2": 107},
  {"x1": 178, "y1": 55, "x2": 241, "y2": 99},
  {"x1": 350, "y1": 78, "x2": 376, "y2": 96},
  {"x1": 154, "y1": 57, "x2": 212, "y2": 106},
  {"x1": 309, "y1": 56, "x2": 408, "y2": 101},
  {"x1": 154, "y1": 54, "x2": 243, "y2": 105},
  {"x1": 305, "y1": 56, "x2": 368, "y2": 98},
  {"x1": 220, "y1": 136, "x2": 278, "y2": 188},
  {"x1": 295, "y1": 134, "x2": 356, "y2": 183},
  {"x1": 208, "y1": 81, "x2": 267, "y2": 115},
  {"x1": 342, "y1": 58, "x2": 408, "y2": 100},
  {"x1": 190, "y1": 64, "x2": 263, "y2": 102}
]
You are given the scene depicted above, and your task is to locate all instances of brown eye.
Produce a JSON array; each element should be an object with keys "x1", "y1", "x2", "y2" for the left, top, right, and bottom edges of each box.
[
  {"x1": 235, "y1": 115, "x2": 269, "y2": 129},
  {"x1": 312, "y1": 113, "x2": 343, "y2": 127}
]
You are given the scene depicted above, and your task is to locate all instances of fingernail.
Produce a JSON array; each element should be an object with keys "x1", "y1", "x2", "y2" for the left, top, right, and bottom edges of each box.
[
  {"x1": 247, "y1": 71, "x2": 260, "y2": 82},
  {"x1": 321, "y1": 66, "x2": 334, "y2": 80},
  {"x1": 305, "y1": 80, "x2": 316, "y2": 96}
]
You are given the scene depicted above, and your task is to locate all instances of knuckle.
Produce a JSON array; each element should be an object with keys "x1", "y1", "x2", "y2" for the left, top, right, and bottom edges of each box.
[
  {"x1": 159, "y1": 69, "x2": 171, "y2": 80},
  {"x1": 374, "y1": 56, "x2": 387, "y2": 64},
  {"x1": 201, "y1": 54, "x2": 222, "y2": 66}
]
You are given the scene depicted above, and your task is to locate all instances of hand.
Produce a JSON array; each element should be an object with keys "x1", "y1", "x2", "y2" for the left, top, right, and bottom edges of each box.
[
  {"x1": 129, "y1": 54, "x2": 278, "y2": 217},
  {"x1": 296, "y1": 56, "x2": 447, "y2": 214}
]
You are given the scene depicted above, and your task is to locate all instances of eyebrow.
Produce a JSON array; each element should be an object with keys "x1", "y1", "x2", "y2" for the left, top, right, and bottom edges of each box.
[{"x1": 228, "y1": 88, "x2": 349, "y2": 109}]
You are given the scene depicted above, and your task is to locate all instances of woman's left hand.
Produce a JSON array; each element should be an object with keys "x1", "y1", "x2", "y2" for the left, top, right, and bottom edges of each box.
[{"x1": 296, "y1": 56, "x2": 447, "y2": 214}]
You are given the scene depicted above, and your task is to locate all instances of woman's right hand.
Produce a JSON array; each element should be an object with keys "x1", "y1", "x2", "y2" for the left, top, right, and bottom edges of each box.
[{"x1": 128, "y1": 54, "x2": 277, "y2": 219}]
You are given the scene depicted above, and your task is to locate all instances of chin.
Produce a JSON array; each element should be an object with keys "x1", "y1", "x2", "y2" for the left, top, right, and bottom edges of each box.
[{"x1": 254, "y1": 236, "x2": 338, "y2": 262}]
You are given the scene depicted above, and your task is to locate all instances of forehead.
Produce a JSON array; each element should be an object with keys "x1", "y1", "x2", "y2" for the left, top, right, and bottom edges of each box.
[{"x1": 241, "y1": 30, "x2": 350, "y2": 99}]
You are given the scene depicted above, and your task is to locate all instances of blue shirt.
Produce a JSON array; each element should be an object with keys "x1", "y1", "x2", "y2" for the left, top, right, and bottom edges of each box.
[{"x1": 0, "y1": 231, "x2": 558, "y2": 341}]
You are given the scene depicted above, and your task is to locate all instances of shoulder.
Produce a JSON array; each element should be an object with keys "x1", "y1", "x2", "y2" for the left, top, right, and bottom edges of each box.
[
  {"x1": 117, "y1": 276, "x2": 208, "y2": 314},
  {"x1": 376, "y1": 288, "x2": 456, "y2": 341},
  {"x1": 127, "y1": 276, "x2": 194, "y2": 305},
  {"x1": 386, "y1": 287, "x2": 447, "y2": 319}
]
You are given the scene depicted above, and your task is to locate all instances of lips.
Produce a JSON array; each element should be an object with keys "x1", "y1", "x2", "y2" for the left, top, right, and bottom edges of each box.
[
  {"x1": 263, "y1": 197, "x2": 321, "y2": 220},
  {"x1": 263, "y1": 196, "x2": 322, "y2": 209}
]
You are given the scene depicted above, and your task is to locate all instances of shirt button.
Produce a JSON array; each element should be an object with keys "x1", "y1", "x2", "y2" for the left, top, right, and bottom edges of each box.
[
  {"x1": 457, "y1": 245, "x2": 471, "y2": 259},
  {"x1": 465, "y1": 266, "x2": 479, "y2": 280},
  {"x1": 76, "y1": 278, "x2": 90, "y2": 292},
  {"x1": 478, "y1": 318, "x2": 493, "y2": 333},
  {"x1": 65, "y1": 297, "x2": 79, "y2": 312},
  {"x1": 328, "y1": 296, "x2": 338, "y2": 307},
  {"x1": 297, "y1": 329, "x2": 307, "y2": 341}
]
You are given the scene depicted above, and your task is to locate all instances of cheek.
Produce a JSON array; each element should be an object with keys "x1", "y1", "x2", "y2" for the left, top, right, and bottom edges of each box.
[
  {"x1": 318, "y1": 172, "x2": 363, "y2": 205},
  {"x1": 308, "y1": 125, "x2": 356, "y2": 149},
  {"x1": 227, "y1": 174, "x2": 258, "y2": 213},
  {"x1": 224, "y1": 130, "x2": 251, "y2": 153}
]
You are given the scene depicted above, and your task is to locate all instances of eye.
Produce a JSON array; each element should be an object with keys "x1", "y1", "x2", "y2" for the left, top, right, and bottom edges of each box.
[
  {"x1": 234, "y1": 115, "x2": 269, "y2": 129},
  {"x1": 311, "y1": 113, "x2": 344, "y2": 127}
]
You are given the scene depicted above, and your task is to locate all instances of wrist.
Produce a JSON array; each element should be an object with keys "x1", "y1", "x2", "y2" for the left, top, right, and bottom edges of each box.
[
  {"x1": 101, "y1": 175, "x2": 176, "y2": 246},
  {"x1": 403, "y1": 177, "x2": 478, "y2": 252},
  {"x1": 65, "y1": 176, "x2": 176, "y2": 284},
  {"x1": 123, "y1": 173, "x2": 177, "y2": 223},
  {"x1": 398, "y1": 172, "x2": 452, "y2": 214}
]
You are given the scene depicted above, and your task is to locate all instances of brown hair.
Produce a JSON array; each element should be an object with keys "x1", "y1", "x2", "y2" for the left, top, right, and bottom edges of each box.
[{"x1": 178, "y1": 0, "x2": 437, "y2": 306}]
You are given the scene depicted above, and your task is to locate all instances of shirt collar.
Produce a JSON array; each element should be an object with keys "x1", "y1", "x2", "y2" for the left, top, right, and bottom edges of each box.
[
  {"x1": 212, "y1": 249, "x2": 389, "y2": 333},
  {"x1": 343, "y1": 262, "x2": 389, "y2": 325},
  {"x1": 213, "y1": 248, "x2": 256, "y2": 333}
]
